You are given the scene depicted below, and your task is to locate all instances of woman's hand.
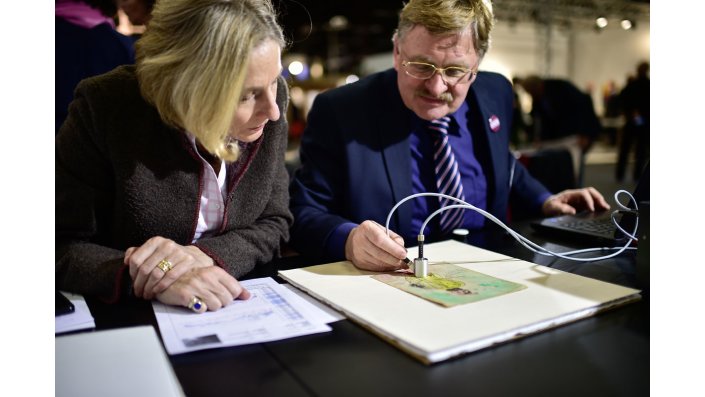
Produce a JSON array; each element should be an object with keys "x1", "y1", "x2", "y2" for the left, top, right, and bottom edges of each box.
[
  {"x1": 124, "y1": 236, "x2": 215, "y2": 300},
  {"x1": 155, "y1": 266, "x2": 251, "y2": 312}
]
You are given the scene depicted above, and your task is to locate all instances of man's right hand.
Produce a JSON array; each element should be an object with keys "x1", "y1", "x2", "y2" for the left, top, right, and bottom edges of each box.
[{"x1": 344, "y1": 220, "x2": 409, "y2": 272}]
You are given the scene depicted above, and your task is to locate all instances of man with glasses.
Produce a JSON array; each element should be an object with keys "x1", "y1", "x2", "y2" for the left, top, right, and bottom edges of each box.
[{"x1": 289, "y1": 0, "x2": 610, "y2": 271}]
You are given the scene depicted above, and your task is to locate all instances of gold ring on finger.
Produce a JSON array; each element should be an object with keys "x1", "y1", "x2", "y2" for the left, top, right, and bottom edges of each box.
[{"x1": 156, "y1": 258, "x2": 173, "y2": 274}]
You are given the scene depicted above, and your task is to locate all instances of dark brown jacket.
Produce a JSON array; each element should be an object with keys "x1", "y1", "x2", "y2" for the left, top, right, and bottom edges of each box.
[{"x1": 56, "y1": 65, "x2": 293, "y2": 301}]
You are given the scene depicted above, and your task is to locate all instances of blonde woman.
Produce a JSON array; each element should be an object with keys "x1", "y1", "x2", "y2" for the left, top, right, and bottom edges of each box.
[{"x1": 56, "y1": 0, "x2": 292, "y2": 313}]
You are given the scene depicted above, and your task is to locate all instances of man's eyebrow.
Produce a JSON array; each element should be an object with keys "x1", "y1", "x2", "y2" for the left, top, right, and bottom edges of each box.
[{"x1": 408, "y1": 56, "x2": 470, "y2": 69}]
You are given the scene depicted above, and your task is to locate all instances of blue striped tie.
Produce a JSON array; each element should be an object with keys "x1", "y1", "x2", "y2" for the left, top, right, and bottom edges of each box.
[{"x1": 428, "y1": 116, "x2": 466, "y2": 234}]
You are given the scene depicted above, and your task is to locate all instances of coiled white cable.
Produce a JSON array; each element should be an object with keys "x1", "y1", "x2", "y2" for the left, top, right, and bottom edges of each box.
[{"x1": 385, "y1": 190, "x2": 639, "y2": 262}]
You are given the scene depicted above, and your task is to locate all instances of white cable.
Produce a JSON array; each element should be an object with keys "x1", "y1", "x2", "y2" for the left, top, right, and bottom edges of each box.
[
  {"x1": 384, "y1": 191, "x2": 639, "y2": 263},
  {"x1": 611, "y1": 189, "x2": 639, "y2": 242}
]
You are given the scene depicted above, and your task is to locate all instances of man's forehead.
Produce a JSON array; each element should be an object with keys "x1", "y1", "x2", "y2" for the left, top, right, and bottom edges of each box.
[{"x1": 404, "y1": 26, "x2": 475, "y2": 55}]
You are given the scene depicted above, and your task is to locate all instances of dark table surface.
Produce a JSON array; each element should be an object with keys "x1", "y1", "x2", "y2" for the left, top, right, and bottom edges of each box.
[{"x1": 80, "y1": 222, "x2": 649, "y2": 397}]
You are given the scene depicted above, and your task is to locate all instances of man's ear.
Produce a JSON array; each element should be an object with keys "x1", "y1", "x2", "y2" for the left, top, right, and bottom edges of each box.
[{"x1": 392, "y1": 33, "x2": 401, "y2": 71}]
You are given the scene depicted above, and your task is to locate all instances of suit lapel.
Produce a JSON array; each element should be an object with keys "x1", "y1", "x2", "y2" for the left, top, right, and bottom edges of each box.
[
  {"x1": 467, "y1": 78, "x2": 505, "y2": 202},
  {"x1": 378, "y1": 71, "x2": 412, "y2": 234}
]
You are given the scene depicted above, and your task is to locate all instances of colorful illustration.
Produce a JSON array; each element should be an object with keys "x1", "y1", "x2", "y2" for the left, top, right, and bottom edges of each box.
[{"x1": 372, "y1": 263, "x2": 526, "y2": 307}]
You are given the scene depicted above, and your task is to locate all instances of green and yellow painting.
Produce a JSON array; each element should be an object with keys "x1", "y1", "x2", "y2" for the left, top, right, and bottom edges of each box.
[{"x1": 372, "y1": 263, "x2": 526, "y2": 307}]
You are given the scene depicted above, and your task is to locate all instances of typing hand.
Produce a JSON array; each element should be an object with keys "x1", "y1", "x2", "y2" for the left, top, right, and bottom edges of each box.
[
  {"x1": 542, "y1": 187, "x2": 610, "y2": 216},
  {"x1": 124, "y1": 236, "x2": 215, "y2": 300},
  {"x1": 344, "y1": 220, "x2": 409, "y2": 272},
  {"x1": 156, "y1": 266, "x2": 250, "y2": 313}
]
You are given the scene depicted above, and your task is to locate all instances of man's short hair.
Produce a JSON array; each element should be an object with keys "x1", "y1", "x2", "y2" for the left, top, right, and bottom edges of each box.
[{"x1": 396, "y1": 0, "x2": 495, "y2": 59}]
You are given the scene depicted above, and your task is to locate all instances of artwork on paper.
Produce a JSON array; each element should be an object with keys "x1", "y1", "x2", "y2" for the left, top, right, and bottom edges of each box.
[{"x1": 372, "y1": 263, "x2": 526, "y2": 307}]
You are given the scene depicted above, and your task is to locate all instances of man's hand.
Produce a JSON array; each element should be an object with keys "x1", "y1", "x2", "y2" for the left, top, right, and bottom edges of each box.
[
  {"x1": 344, "y1": 220, "x2": 409, "y2": 272},
  {"x1": 542, "y1": 187, "x2": 610, "y2": 216}
]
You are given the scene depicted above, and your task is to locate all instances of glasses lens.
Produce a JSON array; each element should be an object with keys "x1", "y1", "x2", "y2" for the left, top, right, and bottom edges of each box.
[
  {"x1": 404, "y1": 62, "x2": 470, "y2": 84},
  {"x1": 444, "y1": 67, "x2": 469, "y2": 81},
  {"x1": 406, "y1": 62, "x2": 436, "y2": 79}
]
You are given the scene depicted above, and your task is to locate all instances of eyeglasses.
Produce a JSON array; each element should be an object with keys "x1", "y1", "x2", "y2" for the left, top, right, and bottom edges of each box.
[{"x1": 401, "y1": 60, "x2": 475, "y2": 85}]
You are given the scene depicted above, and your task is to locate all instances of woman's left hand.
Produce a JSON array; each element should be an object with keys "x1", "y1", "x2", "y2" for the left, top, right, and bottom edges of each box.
[{"x1": 124, "y1": 236, "x2": 215, "y2": 300}]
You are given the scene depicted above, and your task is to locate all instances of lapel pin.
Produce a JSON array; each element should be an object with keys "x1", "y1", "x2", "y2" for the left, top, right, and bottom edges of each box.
[{"x1": 488, "y1": 115, "x2": 501, "y2": 132}]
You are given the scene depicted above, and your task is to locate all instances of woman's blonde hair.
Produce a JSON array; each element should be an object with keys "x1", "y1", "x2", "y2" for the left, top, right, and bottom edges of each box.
[
  {"x1": 396, "y1": 0, "x2": 494, "y2": 59},
  {"x1": 136, "y1": 0, "x2": 285, "y2": 162}
]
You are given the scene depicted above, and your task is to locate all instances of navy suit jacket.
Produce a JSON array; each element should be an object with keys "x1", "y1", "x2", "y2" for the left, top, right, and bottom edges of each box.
[{"x1": 289, "y1": 69, "x2": 549, "y2": 261}]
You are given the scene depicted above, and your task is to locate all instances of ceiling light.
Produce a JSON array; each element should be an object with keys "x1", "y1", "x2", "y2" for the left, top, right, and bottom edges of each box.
[
  {"x1": 621, "y1": 19, "x2": 633, "y2": 30},
  {"x1": 595, "y1": 17, "x2": 608, "y2": 29},
  {"x1": 328, "y1": 15, "x2": 349, "y2": 30}
]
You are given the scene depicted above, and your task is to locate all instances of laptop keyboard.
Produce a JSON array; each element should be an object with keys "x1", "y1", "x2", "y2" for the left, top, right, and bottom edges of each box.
[{"x1": 560, "y1": 218, "x2": 615, "y2": 234}]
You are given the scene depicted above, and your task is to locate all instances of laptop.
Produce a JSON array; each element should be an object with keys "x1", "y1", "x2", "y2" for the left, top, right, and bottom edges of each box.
[{"x1": 531, "y1": 163, "x2": 649, "y2": 246}]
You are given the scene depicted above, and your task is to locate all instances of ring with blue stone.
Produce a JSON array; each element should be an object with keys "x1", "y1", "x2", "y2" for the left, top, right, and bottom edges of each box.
[{"x1": 188, "y1": 296, "x2": 206, "y2": 313}]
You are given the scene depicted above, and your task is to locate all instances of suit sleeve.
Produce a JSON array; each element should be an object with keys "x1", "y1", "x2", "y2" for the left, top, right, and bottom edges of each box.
[{"x1": 289, "y1": 93, "x2": 355, "y2": 261}]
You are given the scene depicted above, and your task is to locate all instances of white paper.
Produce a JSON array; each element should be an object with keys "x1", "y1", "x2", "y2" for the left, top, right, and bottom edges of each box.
[
  {"x1": 153, "y1": 277, "x2": 332, "y2": 355},
  {"x1": 55, "y1": 291, "x2": 95, "y2": 334},
  {"x1": 282, "y1": 283, "x2": 345, "y2": 323}
]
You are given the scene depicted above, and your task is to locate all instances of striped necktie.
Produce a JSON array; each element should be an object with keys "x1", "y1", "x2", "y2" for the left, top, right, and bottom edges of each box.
[{"x1": 428, "y1": 116, "x2": 466, "y2": 234}]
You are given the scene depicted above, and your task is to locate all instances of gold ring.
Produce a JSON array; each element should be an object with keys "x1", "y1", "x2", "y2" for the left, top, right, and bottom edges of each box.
[
  {"x1": 156, "y1": 259, "x2": 173, "y2": 273},
  {"x1": 188, "y1": 296, "x2": 206, "y2": 313}
]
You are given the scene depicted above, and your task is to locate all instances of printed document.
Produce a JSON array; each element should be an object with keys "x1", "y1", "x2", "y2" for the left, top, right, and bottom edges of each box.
[
  {"x1": 153, "y1": 277, "x2": 332, "y2": 355},
  {"x1": 55, "y1": 291, "x2": 95, "y2": 334}
]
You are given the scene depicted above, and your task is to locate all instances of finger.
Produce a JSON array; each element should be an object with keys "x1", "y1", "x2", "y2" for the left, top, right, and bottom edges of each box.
[
  {"x1": 150, "y1": 261, "x2": 193, "y2": 297},
  {"x1": 357, "y1": 234, "x2": 407, "y2": 270},
  {"x1": 577, "y1": 189, "x2": 595, "y2": 212},
  {"x1": 199, "y1": 289, "x2": 224, "y2": 312},
  {"x1": 206, "y1": 273, "x2": 236, "y2": 308},
  {"x1": 387, "y1": 228, "x2": 407, "y2": 249},
  {"x1": 141, "y1": 245, "x2": 186, "y2": 300},
  {"x1": 586, "y1": 186, "x2": 610, "y2": 210},
  {"x1": 363, "y1": 222, "x2": 407, "y2": 260},
  {"x1": 370, "y1": 221, "x2": 407, "y2": 250},
  {"x1": 238, "y1": 288, "x2": 251, "y2": 300},
  {"x1": 359, "y1": 244, "x2": 404, "y2": 271},
  {"x1": 133, "y1": 264, "x2": 164, "y2": 298},
  {"x1": 124, "y1": 247, "x2": 136, "y2": 266},
  {"x1": 548, "y1": 199, "x2": 576, "y2": 215},
  {"x1": 126, "y1": 241, "x2": 161, "y2": 281},
  {"x1": 186, "y1": 293, "x2": 209, "y2": 314},
  {"x1": 218, "y1": 271, "x2": 249, "y2": 301}
]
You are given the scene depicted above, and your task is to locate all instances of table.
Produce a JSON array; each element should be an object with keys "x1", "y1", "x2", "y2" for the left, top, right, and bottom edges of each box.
[{"x1": 83, "y1": 222, "x2": 649, "y2": 397}]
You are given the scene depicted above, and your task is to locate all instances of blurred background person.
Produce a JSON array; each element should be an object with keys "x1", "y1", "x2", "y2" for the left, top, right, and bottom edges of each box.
[
  {"x1": 516, "y1": 75, "x2": 602, "y2": 186},
  {"x1": 55, "y1": 0, "x2": 135, "y2": 133},
  {"x1": 118, "y1": 0, "x2": 154, "y2": 26},
  {"x1": 616, "y1": 61, "x2": 650, "y2": 182},
  {"x1": 116, "y1": 0, "x2": 155, "y2": 40},
  {"x1": 56, "y1": 0, "x2": 292, "y2": 313}
]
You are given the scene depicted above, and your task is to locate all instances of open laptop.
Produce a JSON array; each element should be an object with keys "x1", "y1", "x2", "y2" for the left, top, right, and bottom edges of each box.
[{"x1": 531, "y1": 163, "x2": 649, "y2": 246}]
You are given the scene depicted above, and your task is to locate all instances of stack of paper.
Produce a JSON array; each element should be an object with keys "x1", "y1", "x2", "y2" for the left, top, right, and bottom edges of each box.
[
  {"x1": 153, "y1": 277, "x2": 338, "y2": 355},
  {"x1": 55, "y1": 292, "x2": 95, "y2": 334}
]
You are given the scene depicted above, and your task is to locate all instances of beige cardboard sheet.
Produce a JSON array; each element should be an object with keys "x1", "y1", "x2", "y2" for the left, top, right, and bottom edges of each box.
[{"x1": 279, "y1": 240, "x2": 641, "y2": 364}]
